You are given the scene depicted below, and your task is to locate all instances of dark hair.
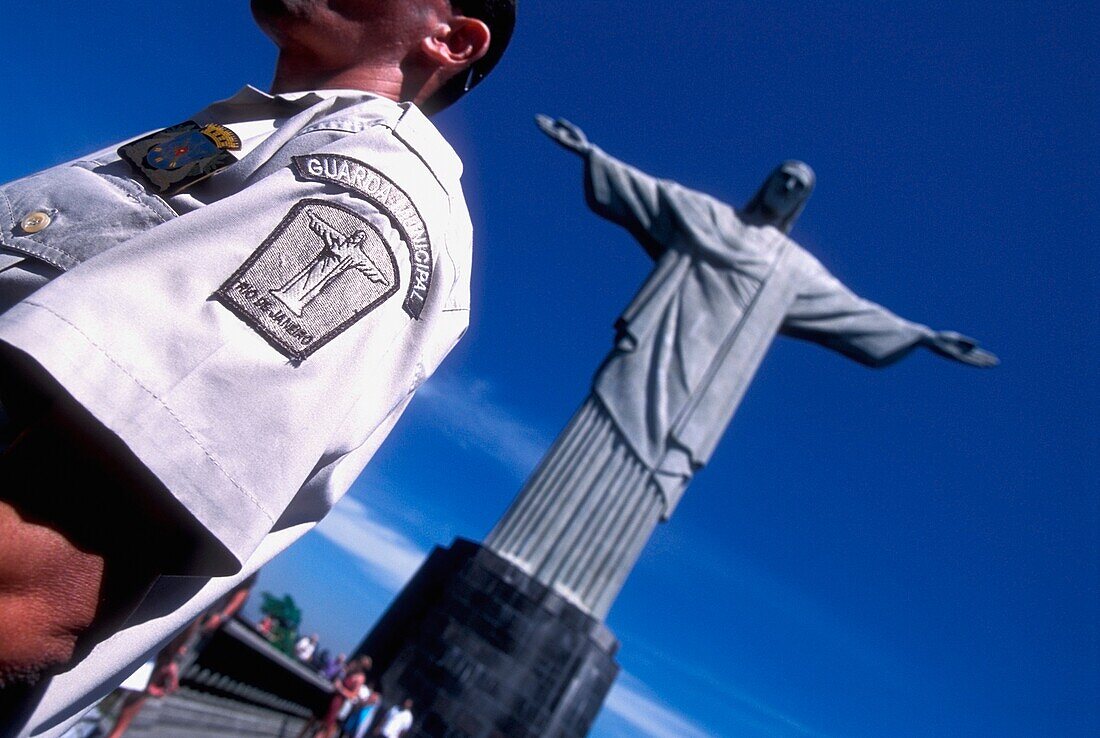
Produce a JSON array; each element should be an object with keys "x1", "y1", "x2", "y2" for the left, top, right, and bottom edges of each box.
[{"x1": 424, "y1": 0, "x2": 516, "y2": 114}]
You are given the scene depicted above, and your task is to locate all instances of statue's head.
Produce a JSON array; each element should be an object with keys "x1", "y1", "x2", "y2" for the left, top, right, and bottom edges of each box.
[{"x1": 742, "y1": 160, "x2": 816, "y2": 233}]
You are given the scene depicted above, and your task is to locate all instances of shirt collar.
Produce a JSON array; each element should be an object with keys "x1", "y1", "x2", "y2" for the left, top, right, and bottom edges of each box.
[
  {"x1": 213, "y1": 85, "x2": 463, "y2": 184},
  {"x1": 221, "y1": 84, "x2": 381, "y2": 108}
]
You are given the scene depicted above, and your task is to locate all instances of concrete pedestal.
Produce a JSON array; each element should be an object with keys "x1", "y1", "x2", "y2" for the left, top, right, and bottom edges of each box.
[{"x1": 355, "y1": 539, "x2": 619, "y2": 738}]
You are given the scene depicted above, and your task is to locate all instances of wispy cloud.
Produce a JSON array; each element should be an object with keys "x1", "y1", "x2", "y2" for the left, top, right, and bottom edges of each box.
[
  {"x1": 626, "y1": 642, "x2": 828, "y2": 738},
  {"x1": 313, "y1": 495, "x2": 428, "y2": 592},
  {"x1": 415, "y1": 373, "x2": 551, "y2": 478},
  {"x1": 604, "y1": 673, "x2": 717, "y2": 738},
  {"x1": 655, "y1": 525, "x2": 905, "y2": 689}
]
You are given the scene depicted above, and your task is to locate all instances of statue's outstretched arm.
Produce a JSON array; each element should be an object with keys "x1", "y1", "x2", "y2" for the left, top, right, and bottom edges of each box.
[
  {"x1": 781, "y1": 260, "x2": 998, "y2": 368},
  {"x1": 536, "y1": 115, "x2": 675, "y2": 260}
]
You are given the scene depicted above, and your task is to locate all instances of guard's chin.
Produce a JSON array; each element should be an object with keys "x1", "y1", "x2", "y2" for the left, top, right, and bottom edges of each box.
[
  {"x1": 251, "y1": 0, "x2": 313, "y2": 21},
  {"x1": 251, "y1": 0, "x2": 315, "y2": 44}
]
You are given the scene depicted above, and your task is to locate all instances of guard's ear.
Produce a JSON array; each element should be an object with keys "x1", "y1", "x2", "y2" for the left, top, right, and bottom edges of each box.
[{"x1": 422, "y1": 17, "x2": 491, "y2": 74}]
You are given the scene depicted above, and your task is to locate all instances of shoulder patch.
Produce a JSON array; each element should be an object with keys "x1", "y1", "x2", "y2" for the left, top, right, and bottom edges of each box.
[
  {"x1": 119, "y1": 121, "x2": 241, "y2": 195},
  {"x1": 215, "y1": 199, "x2": 400, "y2": 361},
  {"x1": 293, "y1": 154, "x2": 432, "y2": 320}
]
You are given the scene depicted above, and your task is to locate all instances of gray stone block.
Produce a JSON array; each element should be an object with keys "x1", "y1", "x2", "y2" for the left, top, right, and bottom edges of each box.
[{"x1": 354, "y1": 540, "x2": 618, "y2": 738}]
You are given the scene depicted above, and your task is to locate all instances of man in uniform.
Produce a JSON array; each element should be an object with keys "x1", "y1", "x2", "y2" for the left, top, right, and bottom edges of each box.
[{"x1": 0, "y1": 1, "x2": 516, "y2": 735}]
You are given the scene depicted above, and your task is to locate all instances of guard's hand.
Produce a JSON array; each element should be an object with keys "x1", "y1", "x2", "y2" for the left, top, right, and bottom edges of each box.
[
  {"x1": 535, "y1": 115, "x2": 591, "y2": 156},
  {"x1": 927, "y1": 331, "x2": 999, "y2": 368}
]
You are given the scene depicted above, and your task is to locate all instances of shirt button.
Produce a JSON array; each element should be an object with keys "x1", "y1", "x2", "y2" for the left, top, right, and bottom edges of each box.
[{"x1": 20, "y1": 211, "x2": 52, "y2": 234}]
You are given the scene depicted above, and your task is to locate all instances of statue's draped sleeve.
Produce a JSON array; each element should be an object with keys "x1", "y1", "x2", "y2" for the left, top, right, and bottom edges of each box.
[
  {"x1": 583, "y1": 146, "x2": 686, "y2": 261},
  {"x1": 781, "y1": 253, "x2": 932, "y2": 366}
]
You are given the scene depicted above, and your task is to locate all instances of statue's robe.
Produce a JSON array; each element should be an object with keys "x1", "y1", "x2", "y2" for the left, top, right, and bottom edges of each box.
[
  {"x1": 585, "y1": 148, "x2": 932, "y2": 514},
  {"x1": 488, "y1": 148, "x2": 931, "y2": 618}
]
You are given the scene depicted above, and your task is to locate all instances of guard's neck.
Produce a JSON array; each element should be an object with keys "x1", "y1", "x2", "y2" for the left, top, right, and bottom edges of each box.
[{"x1": 270, "y1": 52, "x2": 405, "y2": 102}]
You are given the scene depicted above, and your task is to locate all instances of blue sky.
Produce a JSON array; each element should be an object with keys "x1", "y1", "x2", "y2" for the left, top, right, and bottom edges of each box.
[{"x1": 2, "y1": 2, "x2": 1097, "y2": 736}]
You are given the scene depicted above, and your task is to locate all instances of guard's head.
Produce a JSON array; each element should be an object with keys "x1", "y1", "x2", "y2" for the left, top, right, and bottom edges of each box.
[
  {"x1": 424, "y1": 0, "x2": 517, "y2": 114},
  {"x1": 743, "y1": 160, "x2": 816, "y2": 233},
  {"x1": 251, "y1": 0, "x2": 515, "y2": 114}
]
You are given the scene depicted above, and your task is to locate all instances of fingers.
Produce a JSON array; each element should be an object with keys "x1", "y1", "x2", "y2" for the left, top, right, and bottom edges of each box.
[
  {"x1": 534, "y1": 114, "x2": 580, "y2": 140},
  {"x1": 931, "y1": 332, "x2": 999, "y2": 367},
  {"x1": 968, "y1": 348, "x2": 1000, "y2": 367},
  {"x1": 936, "y1": 331, "x2": 982, "y2": 355},
  {"x1": 535, "y1": 114, "x2": 569, "y2": 134},
  {"x1": 955, "y1": 334, "x2": 979, "y2": 350},
  {"x1": 956, "y1": 345, "x2": 999, "y2": 367},
  {"x1": 953, "y1": 333, "x2": 997, "y2": 367}
]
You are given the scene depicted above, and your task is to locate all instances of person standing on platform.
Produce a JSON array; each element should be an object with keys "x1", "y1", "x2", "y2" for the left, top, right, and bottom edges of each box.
[
  {"x1": 340, "y1": 680, "x2": 382, "y2": 738},
  {"x1": 375, "y1": 698, "x2": 415, "y2": 738},
  {"x1": 323, "y1": 654, "x2": 348, "y2": 681},
  {"x1": 304, "y1": 659, "x2": 368, "y2": 738},
  {"x1": 100, "y1": 644, "x2": 184, "y2": 738},
  {"x1": 257, "y1": 615, "x2": 277, "y2": 640},
  {"x1": 295, "y1": 635, "x2": 320, "y2": 665}
]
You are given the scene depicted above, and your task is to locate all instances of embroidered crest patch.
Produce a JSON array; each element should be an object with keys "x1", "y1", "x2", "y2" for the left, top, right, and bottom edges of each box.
[
  {"x1": 292, "y1": 154, "x2": 433, "y2": 320},
  {"x1": 119, "y1": 121, "x2": 241, "y2": 195},
  {"x1": 216, "y1": 199, "x2": 400, "y2": 360}
]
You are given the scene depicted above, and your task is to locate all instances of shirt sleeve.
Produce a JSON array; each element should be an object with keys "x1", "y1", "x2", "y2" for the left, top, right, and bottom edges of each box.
[
  {"x1": 780, "y1": 255, "x2": 933, "y2": 367},
  {"x1": 0, "y1": 124, "x2": 467, "y2": 576}
]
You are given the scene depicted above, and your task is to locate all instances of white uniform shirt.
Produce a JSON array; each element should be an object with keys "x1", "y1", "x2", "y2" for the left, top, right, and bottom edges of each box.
[{"x1": 0, "y1": 86, "x2": 473, "y2": 737}]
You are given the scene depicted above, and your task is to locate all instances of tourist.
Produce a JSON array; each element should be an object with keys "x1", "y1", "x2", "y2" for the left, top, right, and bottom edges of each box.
[
  {"x1": 375, "y1": 698, "x2": 415, "y2": 738},
  {"x1": 323, "y1": 653, "x2": 348, "y2": 681},
  {"x1": 341, "y1": 674, "x2": 381, "y2": 738},
  {"x1": 301, "y1": 660, "x2": 368, "y2": 738},
  {"x1": 295, "y1": 634, "x2": 319, "y2": 664},
  {"x1": 257, "y1": 614, "x2": 277, "y2": 640},
  {"x1": 103, "y1": 646, "x2": 185, "y2": 738}
]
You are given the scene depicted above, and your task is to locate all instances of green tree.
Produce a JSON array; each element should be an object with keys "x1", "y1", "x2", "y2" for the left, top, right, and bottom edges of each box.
[{"x1": 259, "y1": 592, "x2": 302, "y2": 656}]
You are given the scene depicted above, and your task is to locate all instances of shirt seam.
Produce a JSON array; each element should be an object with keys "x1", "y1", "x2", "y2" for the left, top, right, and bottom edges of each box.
[
  {"x1": 0, "y1": 187, "x2": 14, "y2": 230},
  {"x1": 23, "y1": 300, "x2": 273, "y2": 522},
  {"x1": 73, "y1": 162, "x2": 175, "y2": 226},
  {"x1": 387, "y1": 124, "x2": 452, "y2": 197},
  {"x1": 298, "y1": 121, "x2": 389, "y2": 137},
  {"x1": 440, "y1": 192, "x2": 468, "y2": 311},
  {"x1": 0, "y1": 232, "x2": 72, "y2": 271}
]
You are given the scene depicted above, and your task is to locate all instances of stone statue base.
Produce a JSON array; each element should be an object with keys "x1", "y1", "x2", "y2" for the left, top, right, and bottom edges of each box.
[{"x1": 354, "y1": 539, "x2": 619, "y2": 738}]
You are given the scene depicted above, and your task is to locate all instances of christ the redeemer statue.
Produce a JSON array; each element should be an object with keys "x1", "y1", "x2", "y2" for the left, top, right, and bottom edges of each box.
[{"x1": 486, "y1": 117, "x2": 997, "y2": 619}]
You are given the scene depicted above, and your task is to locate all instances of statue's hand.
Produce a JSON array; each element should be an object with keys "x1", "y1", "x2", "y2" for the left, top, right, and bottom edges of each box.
[
  {"x1": 927, "y1": 331, "x2": 999, "y2": 368},
  {"x1": 535, "y1": 114, "x2": 591, "y2": 156}
]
